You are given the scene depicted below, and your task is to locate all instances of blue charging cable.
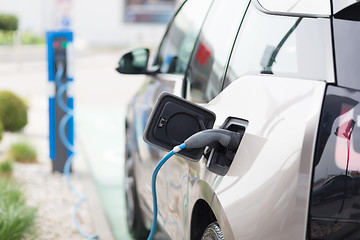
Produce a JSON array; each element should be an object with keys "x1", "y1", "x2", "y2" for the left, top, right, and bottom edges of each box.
[
  {"x1": 55, "y1": 63, "x2": 98, "y2": 240},
  {"x1": 147, "y1": 143, "x2": 186, "y2": 240},
  {"x1": 147, "y1": 129, "x2": 242, "y2": 239}
]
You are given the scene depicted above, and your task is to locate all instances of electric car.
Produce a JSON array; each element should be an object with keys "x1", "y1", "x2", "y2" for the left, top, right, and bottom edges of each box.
[{"x1": 117, "y1": 0, "x2": 360, "y2": 239}]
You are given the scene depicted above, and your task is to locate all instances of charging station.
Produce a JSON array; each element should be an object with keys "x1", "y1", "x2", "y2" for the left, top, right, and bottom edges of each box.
[
  {"x1": 47, "y1": 30, "x2": 74, "y2": 173},
  {"x1": 46, "y1": 29, "x2": 97, "y2": 239}
]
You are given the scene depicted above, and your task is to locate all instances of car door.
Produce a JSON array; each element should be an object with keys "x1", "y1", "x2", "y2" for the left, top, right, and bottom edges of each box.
[
  {"x1": 130, "y1": 0, "x2": 214, "y2": 223},
  {"x1": 184, "y1": 3, "x2": 333, "y2": 239},
  {"x1": 159, "y1": 0, "x2": 250, "y2": 237}
]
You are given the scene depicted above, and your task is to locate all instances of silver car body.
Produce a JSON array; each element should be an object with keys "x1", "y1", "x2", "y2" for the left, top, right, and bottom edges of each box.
[
  {"x1": 152, "y1": 75, "x2": 327, "y2": 239},
  {"x1": 122, "y1": 0, "x2": 360, "y2": 239}
]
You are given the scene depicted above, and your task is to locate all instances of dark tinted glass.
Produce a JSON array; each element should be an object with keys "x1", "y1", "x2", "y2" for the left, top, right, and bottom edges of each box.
[
  {"x1": 310, "y1": 85, "x2": 360, "y2": 239},
  {"x1": 155, "y1": 0, "x2": 212, "y2": 74},
  {"x1": 186, "y1": 0, "x2": 249, "y2": 103}
]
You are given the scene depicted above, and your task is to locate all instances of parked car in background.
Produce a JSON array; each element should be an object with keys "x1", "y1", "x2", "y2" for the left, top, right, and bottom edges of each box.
[{"x1": 117, "y1": 0, "x2": 360, "y2": 239}]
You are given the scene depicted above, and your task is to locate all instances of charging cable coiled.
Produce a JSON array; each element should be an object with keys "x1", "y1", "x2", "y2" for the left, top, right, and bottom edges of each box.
[{"x1": 55, "y1": 63, "x2": 98, "y2": 240}]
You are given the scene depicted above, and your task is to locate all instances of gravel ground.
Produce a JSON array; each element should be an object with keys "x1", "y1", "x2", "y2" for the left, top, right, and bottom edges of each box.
[
  {"x1": 13, "y1": 160, "x2": 96, "y2": 240},
  {"x1": 0, "y1": 94, "x2": 98, "y2": 240}
]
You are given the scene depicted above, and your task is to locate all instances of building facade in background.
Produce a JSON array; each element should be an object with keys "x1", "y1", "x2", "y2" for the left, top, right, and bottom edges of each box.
[
  {"x1": 0, "y1": 0, "x2": 180, "y2": 47},
  {"x1": 124, "y1": 0, "x2": 176, "y2": 23}
]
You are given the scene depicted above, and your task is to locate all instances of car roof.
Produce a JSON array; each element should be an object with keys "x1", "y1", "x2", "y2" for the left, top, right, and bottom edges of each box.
[{"x1": 257, "y1": 0, "x2": 359, "y2": 17}]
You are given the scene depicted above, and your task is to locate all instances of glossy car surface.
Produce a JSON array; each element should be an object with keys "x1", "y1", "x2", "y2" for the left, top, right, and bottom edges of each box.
[{"x1": 119, "y1": 0, "x2": 360, "y2": 239}]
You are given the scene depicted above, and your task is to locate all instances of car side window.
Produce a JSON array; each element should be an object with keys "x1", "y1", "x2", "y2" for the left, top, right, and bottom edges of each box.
[
  {"x1": 224, "y1": 4, "x2": 330, "y2": 86},
  {"x1": 186, "y1": 0, "x2": 249, "y2": 103},
  {"x1": 155, "y1": 0, "x2": 213, "y2": 75}
]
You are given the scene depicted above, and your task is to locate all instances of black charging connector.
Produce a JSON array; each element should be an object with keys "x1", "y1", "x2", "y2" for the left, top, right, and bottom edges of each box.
[
  {"x1": 184, "y1": 129, "x2": 241, "y2": 151},
  {"x1": 206, "y1": 118, "x2": 247, "y2": 176}
]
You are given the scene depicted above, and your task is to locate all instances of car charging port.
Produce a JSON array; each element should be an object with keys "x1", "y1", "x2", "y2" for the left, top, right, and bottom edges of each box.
[{"x1": 206, "y1": 117, "x2": 248, "y2": 176}]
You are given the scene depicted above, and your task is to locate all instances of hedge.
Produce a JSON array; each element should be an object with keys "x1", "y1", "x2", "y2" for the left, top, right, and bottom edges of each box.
[{"x1": 0, "y1": 14, "x2": 18, "y2": 32}]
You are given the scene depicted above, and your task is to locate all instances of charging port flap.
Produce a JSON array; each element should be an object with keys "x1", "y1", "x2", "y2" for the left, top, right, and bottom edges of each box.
[{"x1": 143, "y1": 92, "x2": 216, "y2": 161}]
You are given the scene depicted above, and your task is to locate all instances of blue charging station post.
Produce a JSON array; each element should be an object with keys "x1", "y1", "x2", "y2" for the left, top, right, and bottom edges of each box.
[
  {"x1": 46, "y1": 30, "x2": 98, "y2": 239},
  {"x1": 47, "y1": 31, "x2": 74, "y2": 173}
]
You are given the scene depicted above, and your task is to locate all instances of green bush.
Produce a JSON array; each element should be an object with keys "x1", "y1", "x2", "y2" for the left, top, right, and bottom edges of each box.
[
  {"x1": 8, "y1": 141, "x2": 37, "y2": 163},
  {"x1": 21, "y1": 32, "x2": 45, "y2": 45},
  {"x1": 0, "y1": 14, "x2": 18, "y2": 32},
  {"x1": 0, "y1": 121, "x2": 3, "y2": 141},
  {"x1": 0, "y1": 91, "x2": 28, "y2": 132},
  {"x1": 0, "y1": 158, "x2": 14, "y2": 178},
  {"x1": 0, "y1": 178, "x2": 37, "y2": 240},
  {"x1": 0, "y1": 31, "x2": 14, "y2": 45}
]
